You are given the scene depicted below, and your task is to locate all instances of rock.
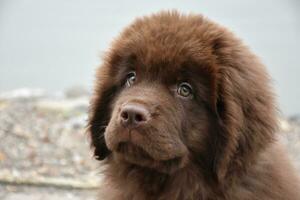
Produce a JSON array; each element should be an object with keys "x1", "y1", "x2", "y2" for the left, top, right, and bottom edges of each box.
[
  {"x1": 279, "y1": 118, "x2": 293, "y2": 132},
  {"x1": 64, "y1": 86, "x2": 90, "y2": 99},
  {"x1": 0, "y1": 88, "x2": 46, "y2": 100},
  {"x1": 35, "y1": 97, "x2": 89, "y2": 113}
]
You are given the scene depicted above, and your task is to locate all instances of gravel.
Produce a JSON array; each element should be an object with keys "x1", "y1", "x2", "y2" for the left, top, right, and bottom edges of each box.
[
  {"x1": 0, "y1": 184, "x2": 97, "y2": 200},
  {"x1": 0, "y1": 91, "x2": 100, "y2": 199}
]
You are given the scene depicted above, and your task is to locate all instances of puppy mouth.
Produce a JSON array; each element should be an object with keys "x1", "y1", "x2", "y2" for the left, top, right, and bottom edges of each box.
[
  {"x1": 105, "y1": 126, "x2": 188, "y2": 160},
  {"x1": 105, "y1": 120, "x2": 189, "y2": 172},
  {"x1": 115, "y1": 142, "x2": 187, "y2": 173},
  {"x1": 117, "y1": 142, "x2": 154, "y2": 160}
]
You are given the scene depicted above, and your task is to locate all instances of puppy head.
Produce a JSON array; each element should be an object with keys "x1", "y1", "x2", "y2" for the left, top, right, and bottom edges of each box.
[{"x1": 88, "y1": 11, "x2": 277, "y2": 180}]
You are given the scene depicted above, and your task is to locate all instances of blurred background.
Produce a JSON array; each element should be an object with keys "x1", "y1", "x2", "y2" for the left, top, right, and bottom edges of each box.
[{"x1": 0, "y1": 1, "x2": 299, "y2": 199}]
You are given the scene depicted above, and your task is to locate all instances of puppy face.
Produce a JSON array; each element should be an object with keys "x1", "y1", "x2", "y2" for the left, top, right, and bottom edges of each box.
[
  {"x1": 103, "y1": 56, "x2": 216, "y2": 172},
  {"x1": 89, "y1": 11, "x2": 277, "y2": 179}
]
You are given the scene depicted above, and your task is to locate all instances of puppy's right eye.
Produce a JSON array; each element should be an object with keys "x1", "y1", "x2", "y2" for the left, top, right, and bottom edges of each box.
[{"x1": 125, "y1": 71, "x2": 136, "y2": 87}]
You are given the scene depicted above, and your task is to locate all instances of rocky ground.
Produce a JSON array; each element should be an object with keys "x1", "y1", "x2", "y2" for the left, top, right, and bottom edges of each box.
[
  {"x1": 0, "y1": 185, "x2": 97, "y2": 200},
  {"x1": 0, "y1": 89, "x2": 99, "y2": 199},
  {"x1": 0, "y1": 88, "x2": 300, "y2": 199}
]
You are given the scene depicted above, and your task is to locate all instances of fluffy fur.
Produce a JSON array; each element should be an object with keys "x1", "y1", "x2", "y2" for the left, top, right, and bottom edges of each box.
[{"x1": 88, "y1": 11, "x2": 300, "y2": 200}]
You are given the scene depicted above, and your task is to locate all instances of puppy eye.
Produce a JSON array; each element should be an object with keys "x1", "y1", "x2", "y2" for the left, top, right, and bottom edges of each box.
[
  {"x1": 177, "y1": 82, "x2": 193, "y2": 98},
  {"x1": 126, "y1": 71, "x2": 136, "y2": 87}
]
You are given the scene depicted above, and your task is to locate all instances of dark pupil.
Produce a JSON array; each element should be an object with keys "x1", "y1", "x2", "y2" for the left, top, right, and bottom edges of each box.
[
  {"x1": 129, "y1": 76, "x2": 135, "y2": 83},
  {"x1": 182, "y1": 86, "x2": 189, "y2": 93},
  {"x1": 127, "y1": 72, "x2": 136, "y2": 86},
  {"x1": 181, "y1": 86, "x2": 189, "y2": 95}
]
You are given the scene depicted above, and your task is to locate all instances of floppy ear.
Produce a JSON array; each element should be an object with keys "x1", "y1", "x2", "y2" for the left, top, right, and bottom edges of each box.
[
  {"x1": 88, "y1": 65, "x2": 117, "y2": 160},
  {"x1": 210, "y1": 37, "x2": 278, "y2": 183}
]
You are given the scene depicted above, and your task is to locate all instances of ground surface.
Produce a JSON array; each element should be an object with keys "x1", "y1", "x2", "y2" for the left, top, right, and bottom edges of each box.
[
  {"x1": 0, "y1": 90, "x2": 100, "y2": 199},
  {"x1": 0, "y1": 89, "x2": 299, "y2": 199},
  {"x1": 0, "y1": 185, "x2": 97, "y2": 200}
]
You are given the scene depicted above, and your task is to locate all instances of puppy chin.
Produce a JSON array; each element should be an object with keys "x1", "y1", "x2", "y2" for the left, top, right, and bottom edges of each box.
[{"x1": 112, "y1": 142, "x2": 189, "y2": 174}]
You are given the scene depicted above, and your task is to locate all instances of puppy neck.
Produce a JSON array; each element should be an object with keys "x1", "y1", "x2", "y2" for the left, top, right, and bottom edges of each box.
[{"x1": 101, "y1": 158, "x2": 220, "y2": 200}]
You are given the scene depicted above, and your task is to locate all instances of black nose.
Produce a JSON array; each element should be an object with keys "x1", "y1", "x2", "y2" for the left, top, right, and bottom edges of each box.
[{"x1": 120, "y1": 104, "x2": 149, "y2": 128}]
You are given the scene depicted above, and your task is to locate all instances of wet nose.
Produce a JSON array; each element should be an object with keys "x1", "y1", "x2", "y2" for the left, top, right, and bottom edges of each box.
[{"x1": 120, "y1": 104, "x2": 149, "y2": 128}]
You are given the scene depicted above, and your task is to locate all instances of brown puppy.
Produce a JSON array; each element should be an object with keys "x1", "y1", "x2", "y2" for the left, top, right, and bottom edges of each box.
[{"x1": 88, "y1": 11, "x2": 300, "y2": 199}]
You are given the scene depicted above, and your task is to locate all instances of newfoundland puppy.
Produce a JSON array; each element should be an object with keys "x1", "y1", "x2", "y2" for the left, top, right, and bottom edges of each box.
[{"x1": 88, "y1": 11, "x2": 300, "y2": 199}]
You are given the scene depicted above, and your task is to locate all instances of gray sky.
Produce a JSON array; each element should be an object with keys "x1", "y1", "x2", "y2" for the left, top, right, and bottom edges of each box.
[{"x1": 0, "y1": 0, "x2": 299, "y2": 115}]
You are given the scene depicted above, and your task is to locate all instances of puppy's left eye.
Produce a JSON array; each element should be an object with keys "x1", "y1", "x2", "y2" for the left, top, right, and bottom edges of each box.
[
  {"x1": 177, "y1": 82, "x2": 193, "y2": 98},
  {"x1": 125, "y1": 71, "x2": 136, "y2": 87}
]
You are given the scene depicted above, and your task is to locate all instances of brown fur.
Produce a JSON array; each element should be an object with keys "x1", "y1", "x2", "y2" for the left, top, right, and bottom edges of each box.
[{"x1": 88, "y1": 11, "x2": 300, "y2": 199}]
